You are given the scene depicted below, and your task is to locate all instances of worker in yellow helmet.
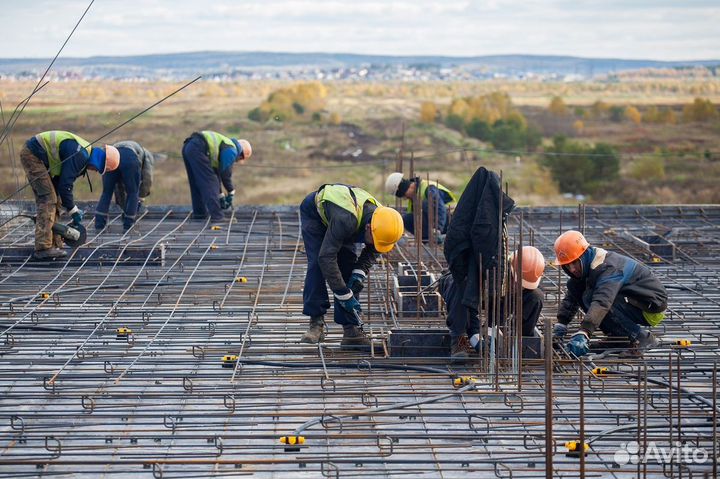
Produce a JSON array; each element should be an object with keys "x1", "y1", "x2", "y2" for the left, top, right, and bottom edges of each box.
[{"x1": 299, "y1": 184, "x2": 404, "y2": 349}]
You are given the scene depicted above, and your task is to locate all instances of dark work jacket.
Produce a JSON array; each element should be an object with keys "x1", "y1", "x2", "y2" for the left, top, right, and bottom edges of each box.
[
  {"x1": 557, "y1": 247, "x2": 668, "y2": 334},
  {"x1": 319, "y1": 201, "x2": 378, "y2": 294},
  {"x1": 443, "y1": 167, "x2": 515, "y2": 309}
]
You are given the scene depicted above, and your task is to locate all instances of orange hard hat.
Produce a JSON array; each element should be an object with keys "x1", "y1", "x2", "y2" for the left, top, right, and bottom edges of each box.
[
  {"x1": 554, "y1": 230, "x2": 590, "y2": 265},
  {"x1": 103, "y1": 145, "x2": 120, "y2": 173},
  {"x1": 511, "y1": 246, "x2": 545, "y2": 289}
]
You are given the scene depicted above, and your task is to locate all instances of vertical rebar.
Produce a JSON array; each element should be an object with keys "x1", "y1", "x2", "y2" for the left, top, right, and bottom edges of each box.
[
  {"x1": 544, "y1": 299, "x2": 553, "y2": 479},
  {"x1": 713, "y1": 362, "x2": 717, "y2": 478},
  {"x1": 579, "y1": 358, "x2": 585, "y2": 479}
]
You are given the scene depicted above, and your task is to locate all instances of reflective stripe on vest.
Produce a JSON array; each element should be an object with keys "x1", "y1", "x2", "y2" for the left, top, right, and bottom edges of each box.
[
  {"x1": 314, "y1": 184, "x2": 380, "y2": 230},
  {"x1": 200, "y1": 131, "x2": 236, "y2": 169},
  {"x1": 35, "y1": 131, "x2": 91, "y2": 177},
  {"x1": 407, "y1": 179, "x2": 457, "y2": 212}
]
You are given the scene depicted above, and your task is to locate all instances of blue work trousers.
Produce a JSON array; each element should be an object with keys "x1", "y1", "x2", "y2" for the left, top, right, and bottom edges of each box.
[
  {"x1": 300, "y1": 193, "x2": 357, "y2": 326},
  {"x1": 577, "y1": 286, "x2": 651, "y2": 341},
  {"x1": 402, "y1": 202, "x2": 448, "y2": 241},
  {"x1": 182, "y1": 136, "x2": 223, "y2": 222},
  {"x1": 95, "y1": 148, "x2": 141, "y2": 230}
]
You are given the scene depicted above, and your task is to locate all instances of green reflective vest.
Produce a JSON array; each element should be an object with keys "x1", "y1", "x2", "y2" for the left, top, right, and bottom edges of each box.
[
  {"x1": 35, "y1": 131, "x2": 91, "y2": 177},
  {"x1": 315, "y1": 184, "x2": 380, "y2": 230},
  {"x1": 201, "y1": 131, "x2": 236, "y2": 169},
  {"x1": 407, "y1": 179, "x2": 457, "y2": 213}
]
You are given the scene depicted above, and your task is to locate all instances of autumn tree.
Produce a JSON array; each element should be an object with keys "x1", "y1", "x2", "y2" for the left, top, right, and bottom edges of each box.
[
  {"x1": 548, "y1": 96, "x2": 568, "y2": 116},
  {"x1": 419, "y1": 102, "x2": 438, "y2": 123},
  {"x1": 683, "y1": 98, "x2": 719, "y2": 122},
  {"x1": 625, "y1": 106, "x2": 642, "y2": 125}
]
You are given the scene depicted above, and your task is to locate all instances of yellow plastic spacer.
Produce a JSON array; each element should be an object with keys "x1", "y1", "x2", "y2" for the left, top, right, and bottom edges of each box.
[
  {"x1": 222, "y1": 355, "x2": 238, "y2": 362},
  {"x1": 592, "y1": 367, "x2": 609, "y2": 377},
  {"x1": 674, "y1": 339, "x2": 692, "y2": 347},
  {"x1": 41, "y1": 292, "x2": 51, "y2": 299},
  {"x1": 453, "y1": 376, "x2": 476, "y2": 388},
  {"x1": 235, "y1": 277, "x2": 248, "y2": 283},
  {"x1": 210, "y1": 245, "x2": 218, "y2": 250},
  {"x1": 280, "y1": 436, "x2": 304, "y2": 445},
  {"x1": 211, "y1": 225, "x2": 222, "y2": 231},
  {"x1": 116, "y1": 327, "x2": 132, "y2": 335},
  {"x1": 565, "y1": 441, "x2": 589, "y2": 453},
  {"x1": 651, "y1": 255, "x2": 662, "y2": 263}
]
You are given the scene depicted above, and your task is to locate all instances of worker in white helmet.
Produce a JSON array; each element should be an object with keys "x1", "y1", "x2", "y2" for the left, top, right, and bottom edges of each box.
[{"x1": 385, "y1": 172, "x2": 457, "y2": 243}]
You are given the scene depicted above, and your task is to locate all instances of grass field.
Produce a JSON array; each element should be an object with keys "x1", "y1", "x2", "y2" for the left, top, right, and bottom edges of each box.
[{"x1": 1, "y1": 78, "x2": 719, "y2": 207}]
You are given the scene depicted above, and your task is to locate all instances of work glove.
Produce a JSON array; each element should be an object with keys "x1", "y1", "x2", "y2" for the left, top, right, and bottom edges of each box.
[
  {"x1": 334, "y1": 290, "x2": 362, "y2": 314},
  {"x1": 435, "y1": 232, "x2": 446, "y2": 245},
  {"x1": 68, "y1": 206, "x2": 84, "y2": 226},
  {"x1": 347, "y1": 269, "x2": 366, "y2": 296},
  {"x1": 566, "y1": 331, "x2": 590, "y2": 357},
  {"x1": 552, "y1": 323, "x2": 568, "y2": 341},
  {"x1": 224, "y1": 191, "x2": 234, "y2": 210}
]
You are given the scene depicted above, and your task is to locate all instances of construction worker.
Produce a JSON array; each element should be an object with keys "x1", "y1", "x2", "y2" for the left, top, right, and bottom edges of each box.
[
  {"x1": 94, "y1": 140, "x2": 154, "y2": 231},
  {"x1": 385, "y1": 172, "x2": 457, "y2": 242},
  {"x1": 181, "y1": 130, "x2": 252, "y2": 223},
  {"x1": 299, "y1": 184, "x2": 404, "y2": 349},
  {"x1": 552, "y1": 230, "x2": 668, "y2": 357},
  {"x1": 440, "y1": 245, "x2": 545, "y2": 360},
  {"x1": 19, "y1": 131, "x2": 120, "y2": 260}
]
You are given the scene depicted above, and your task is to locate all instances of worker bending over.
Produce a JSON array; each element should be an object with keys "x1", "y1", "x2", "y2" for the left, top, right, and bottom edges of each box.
[
  {"x1": 182, "y1": 130, "x2": 252, "y2": 223},
  {"x1": 552, "y1": 230, "x2": 668, "y2": 357},
  {"x1": 20, "y1": 131, "x2": 119, "y2": 260},
  {"x1": 300, "y1": 184, "x2": 404, "y2": 349},
  {"x1": 385, "y1": 173, "x2": 457, "y2": 243},
  {"x1": 94, "y1": 140, "x2": 154, "y2": 231},
  {"x1": 440, "y1": 245, "x2": 545, "y2": 360}
]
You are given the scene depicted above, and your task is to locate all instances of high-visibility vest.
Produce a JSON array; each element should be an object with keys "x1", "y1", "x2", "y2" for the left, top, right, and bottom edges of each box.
[
  {"x1": 200, "y1": 130, "x2": 236, "y2": 169},
  {"x1": 315, "y1": 184, "x2": 380, "y2": 230},
  {"x1": 408, "y1": 179, "x2": 458, "y2": 213},
  {"x1": 35, "y1": 131, "x2": 91, "y2": 177}
]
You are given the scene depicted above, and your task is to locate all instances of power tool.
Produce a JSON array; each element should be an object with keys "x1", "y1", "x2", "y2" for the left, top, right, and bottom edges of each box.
[
  {"x1": 25, "y1": 215, "x2": 87, "y2": 248},
  {"x1": 50, "y1": 222, "x2": 87, "y2": 248}
]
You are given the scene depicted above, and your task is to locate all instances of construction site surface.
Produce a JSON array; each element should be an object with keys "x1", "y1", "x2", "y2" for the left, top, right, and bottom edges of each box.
[{"x1": 1, "y1": 202, "x2": 719, "y2": 478}]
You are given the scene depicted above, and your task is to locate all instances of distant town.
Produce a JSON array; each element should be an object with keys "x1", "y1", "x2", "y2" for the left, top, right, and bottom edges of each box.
[{"x1": 1, "y1": 52, "x2": 717, "y2": 82}]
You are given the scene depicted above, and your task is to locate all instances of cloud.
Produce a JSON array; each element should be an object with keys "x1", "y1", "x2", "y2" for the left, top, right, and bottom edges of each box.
[{"x1": 1, "y1": 0, "x2": 718, "y2": 60}]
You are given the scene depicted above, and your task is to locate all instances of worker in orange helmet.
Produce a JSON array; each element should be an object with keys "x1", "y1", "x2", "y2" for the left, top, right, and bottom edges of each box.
[
  {"x1": 553, "y1": 230, "x2": 668, "y2": 357},
  {"x1": 20, "y1": 131, "x2": 119, "y2": 261},
  {"x1": 439, "y1": 245, "x2": 546, "y2": 360}
]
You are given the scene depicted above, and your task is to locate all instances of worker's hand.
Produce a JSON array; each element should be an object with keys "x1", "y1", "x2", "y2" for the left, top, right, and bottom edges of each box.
[
  {"x1": 566, "y1": 331, "x2": 590, "y2": 357},
  {"x1": 552, "y1": 323, "x2": 568, "y2": 340},
  {"x1": 71, "y1": 209, "x2": 84, "y2": 226},
  {"x1": 435, "y1": 232, "x2": 446, "y2": 245},
  {"x1": 347, "y1": 269, "x2": 366, "y2": 296},
  {"x1": 224, "y1": 192, "x2": 234, "y2": 209},
  {"x1": 334, "y1": 290, "x2": 362, "y2": 314}
]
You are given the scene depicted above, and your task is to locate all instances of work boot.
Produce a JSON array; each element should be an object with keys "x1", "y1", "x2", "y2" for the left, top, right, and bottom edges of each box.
[
  {"x1": 300, "y1": 316, "x2": 325, "y2": 344},
  {"x1": 340, "y1": 325, "x2": 372, "y2": 350},
  {"x1": 32, "y1": 248, "x2": 67, "y2": 261},
  {"x1": 450, "y1": 336, "x2": 471, "y2": 361},
  {"x1": 632, "y1": 329, "x2": 660, "y2": 352}
]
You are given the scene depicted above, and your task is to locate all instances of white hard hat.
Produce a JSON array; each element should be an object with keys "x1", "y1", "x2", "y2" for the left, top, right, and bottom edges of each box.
[{"x1": 385, "y1": 172, "x2": 404, "y2": 195}]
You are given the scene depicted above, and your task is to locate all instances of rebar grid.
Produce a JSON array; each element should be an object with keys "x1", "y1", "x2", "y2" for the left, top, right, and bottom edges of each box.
[{"x1": 0, "y1": 203, "x2": 719, "y2": 478}]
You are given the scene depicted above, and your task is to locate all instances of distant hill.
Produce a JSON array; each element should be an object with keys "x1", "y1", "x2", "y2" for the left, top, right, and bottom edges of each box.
[{"x1": 1, "y1": 51, "x2": 718, "y2": 80}]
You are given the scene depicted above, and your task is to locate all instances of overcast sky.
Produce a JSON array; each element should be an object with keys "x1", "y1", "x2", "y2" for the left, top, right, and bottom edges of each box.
[{"x1": 2, "y1": 0, "x2": 719, "y2": 60}]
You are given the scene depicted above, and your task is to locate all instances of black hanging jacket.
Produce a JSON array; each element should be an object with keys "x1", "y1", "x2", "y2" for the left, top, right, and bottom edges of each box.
[{"x1": 443, "y1": 167, "x2": 515, "y2": 309}]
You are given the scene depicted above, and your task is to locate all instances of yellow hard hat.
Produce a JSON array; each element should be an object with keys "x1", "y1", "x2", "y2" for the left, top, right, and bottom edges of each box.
[{"x1": 370, "y1": 206, "x2": 404, "y2": 253}]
